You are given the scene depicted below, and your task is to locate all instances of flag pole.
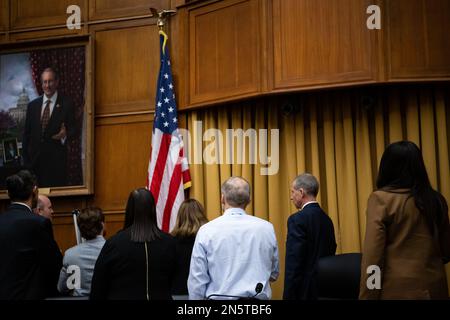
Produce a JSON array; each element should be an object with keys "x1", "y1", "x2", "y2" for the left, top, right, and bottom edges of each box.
[
  {"x1": 147, "y1": 6, "x2": 191, "y2": 233},
  {"x1": 72, "y1": 209, "x2": 82, "y2": 245}
]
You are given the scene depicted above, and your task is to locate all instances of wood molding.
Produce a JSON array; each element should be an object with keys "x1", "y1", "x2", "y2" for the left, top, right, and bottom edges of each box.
[
  {"x1": 95, "y1": 113, "x2": 154, "y2": 126},
  {"x1": 89, "y1": 0, "x2": 170, "y2": 21},
  {"x1": 95, "y1": 100, "x2": 154, "y2": 116},
  {"x1": 9, "y1": 27, "x2": 85, "y2": 42}
]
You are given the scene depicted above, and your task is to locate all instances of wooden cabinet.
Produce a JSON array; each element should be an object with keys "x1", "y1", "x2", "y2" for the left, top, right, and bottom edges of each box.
[
  {"x1": 180, "y1": 0, "x2": 450, "y2": 107},
  {"x1": 186, "y1": 0, "x2": 263, "y2": 106},
  {"x1": 386, "y1": 0, "x2": 450, "y2": 80},
  {"x1": 10, "y1": 0, "x2": 86, "y2": 29},
  {"x1": 182, "y1": 0, "x2": 381, "y2": 107},
  {"x1": 272, "y1": 0, "x2": 379, "y2": 90}
]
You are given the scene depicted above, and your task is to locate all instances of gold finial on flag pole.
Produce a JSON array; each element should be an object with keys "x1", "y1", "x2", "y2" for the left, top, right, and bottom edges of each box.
[{"x1": 149, "y1": 8, "x2": 176, "y2": 30}]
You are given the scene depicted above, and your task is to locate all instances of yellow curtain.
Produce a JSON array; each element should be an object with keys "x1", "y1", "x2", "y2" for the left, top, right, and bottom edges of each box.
[{"x1": 180, "y1": 84, "x2": 450, "y2": 299}]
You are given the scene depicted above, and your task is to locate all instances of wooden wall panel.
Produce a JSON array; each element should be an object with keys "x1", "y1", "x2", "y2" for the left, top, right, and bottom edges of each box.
[
  {"x1": 9, "y1": 27, "x2": 84, "y2": 42},
  {"x1": 53, "y1": 215, "x2": 79, "y2": 254},
  {"x1": 94, "y1": 24, "x2": 160, "y2": 115},
  {"x1": 0, "y1": 0, "x2": 8, "y2": 31},
  {"x1": 89, "y1": 0, "x2": 169, "y2": 21},
  {"x1": 10, "y1": 0, "x2": 86, "y2": 29},
  {"x1": 92, "y1": 115, "x2": 153, "y2": 212},
  {"x1": 53, "y1": 213, "x2": 124, "y2": 253},
  {"x1": 387, "y1": 0, "x2": 450, "y2": 79},
  {"x1": 188, "y1": 0, "x2": 261, "y2": 106},
  {"x1": 272, "y1": 0, "x2": 378, "y2": 89}
]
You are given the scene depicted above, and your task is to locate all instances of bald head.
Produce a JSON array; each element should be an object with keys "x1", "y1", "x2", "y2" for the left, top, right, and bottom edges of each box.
[
  {"x1": 36, "y1": 195, "x2": 53, "y2": 221},
  {"x1": 221, "y1": 177, "x2": 251, "y2": 209}
]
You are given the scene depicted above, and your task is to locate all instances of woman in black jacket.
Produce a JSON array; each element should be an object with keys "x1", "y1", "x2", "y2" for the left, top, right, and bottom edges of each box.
[
  {"x1": 90, "y1": 188, "x2": 176, "y2": 300},
  {"x1": 171, "y1": 199, "x2": 208, "y2": 296}
]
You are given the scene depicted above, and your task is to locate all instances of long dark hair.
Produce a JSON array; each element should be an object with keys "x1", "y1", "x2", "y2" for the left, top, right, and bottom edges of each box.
[
  {"x1": 123, "y1": 188, "x2": 162, "y2": 242},
  {"x1": 376, "y1": 141, "x2": 444, "y2": 235}
]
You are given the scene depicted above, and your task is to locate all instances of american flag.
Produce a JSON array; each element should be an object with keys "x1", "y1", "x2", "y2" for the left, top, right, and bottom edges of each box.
[{"x1": 147, "y1": 31, "x2": 191, "y2": 233}]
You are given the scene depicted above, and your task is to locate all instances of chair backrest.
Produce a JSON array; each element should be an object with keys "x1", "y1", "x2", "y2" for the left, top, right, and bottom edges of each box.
[{"x1": 317, "y1": 253, "x2": 362, "y2": 300}]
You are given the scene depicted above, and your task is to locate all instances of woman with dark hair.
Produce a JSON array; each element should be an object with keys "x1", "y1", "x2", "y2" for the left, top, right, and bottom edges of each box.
[
  {"x1": 90, "y1": 188, "x2": 176, "y2": 300},
  {"x1": 170, "y1": 199, "x2": 208, "y2": 296},
  {"x1": 360, "y1": 141, "x2": 450, "y2": 299}
]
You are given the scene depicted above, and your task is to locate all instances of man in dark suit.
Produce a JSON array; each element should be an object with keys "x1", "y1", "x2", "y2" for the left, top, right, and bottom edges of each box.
[
  {"x1": 22, "y1": 67, "x2": 76, "y2": 187},
  {"x1": 0, "y1": 170, "x2": 62, "y2": 299},
  {"x1": 283, "y1": 173, "x2": 337, "y2": 300}
]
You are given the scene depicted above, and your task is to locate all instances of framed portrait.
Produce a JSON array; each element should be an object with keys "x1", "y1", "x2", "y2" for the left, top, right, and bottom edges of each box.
[
  {"x1": 2, "y1": 138, "x2": 19, "y2": 163},
  {"x1": 0, "y1": 36, "x2": 93, "y2": 198}
]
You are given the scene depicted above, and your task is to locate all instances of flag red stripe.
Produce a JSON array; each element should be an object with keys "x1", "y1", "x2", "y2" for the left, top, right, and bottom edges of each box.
[
  {"x1": 161, "y1": 161, "x2": 182, "y2": 232},
  {"x1": 150, "y1": 133, "x2": 172, "y2": 204},
  {"x1": 182, "y1": 169, "x2": 191, "y2": 185}
]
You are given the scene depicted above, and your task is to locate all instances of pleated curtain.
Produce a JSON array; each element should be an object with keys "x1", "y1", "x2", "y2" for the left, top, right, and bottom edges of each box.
[{"x1": 179, "y1": 84, "x2": 450, "y2": 299}]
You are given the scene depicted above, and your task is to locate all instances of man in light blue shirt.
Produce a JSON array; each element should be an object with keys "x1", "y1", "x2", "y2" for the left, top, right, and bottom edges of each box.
[
  {"x1": 188, "y1": 176, "x2": 279, "y2": 300},
  {"x1": 57, "y1": 207, "x2": 105, "y2": 297}
]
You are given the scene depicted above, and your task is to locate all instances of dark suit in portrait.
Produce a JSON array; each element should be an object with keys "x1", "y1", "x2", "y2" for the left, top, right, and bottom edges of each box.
[
  {"x1": 283, "y1": 203, "x2": 337, "y2": 300},
  {"x1": 22, "y1": 93, "x2": 75, "y2": 187},
  {"x1": 0, "y1": 203, "x2": 63, "y2": 300}
]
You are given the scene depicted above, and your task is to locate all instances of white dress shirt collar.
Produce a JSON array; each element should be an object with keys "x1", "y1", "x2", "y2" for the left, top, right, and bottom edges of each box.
[
  {"x1": 44, "y1": 91, "x2": 58, "y2": 104},
  {"x1": 223, "y1": 207, "x2": 246, "y2": 216},
  {"x1": 42, "y1": 91, "x2": 58, "y2": 117},
  {"x1": 301, "y1": 200, "x2": 318, "y2": 211},
  {"x1": 11, "y1": 201, "x2": 32, "y2": 213},
  {"x1": 85, "y1": 235, "x2": 106, "y2": 244}
]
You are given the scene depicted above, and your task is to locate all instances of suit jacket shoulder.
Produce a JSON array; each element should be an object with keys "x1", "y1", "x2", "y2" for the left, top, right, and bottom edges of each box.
[{"x1": 29, "y1": 96, "x2": 43, "y2": 107}]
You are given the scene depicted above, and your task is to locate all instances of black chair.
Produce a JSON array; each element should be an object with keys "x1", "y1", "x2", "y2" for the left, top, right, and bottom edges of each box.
[{"x1": 317, "y1": 253, "x2": 362, "y2": 300}]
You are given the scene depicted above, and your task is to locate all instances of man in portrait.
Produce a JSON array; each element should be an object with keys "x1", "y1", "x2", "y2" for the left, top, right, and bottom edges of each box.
[
  {"x1": 22, "y1": 67, "x2": 76, "y2": 187},
  {"x1": 4, "y1": 140, "x2": 18, "y2": 162}
]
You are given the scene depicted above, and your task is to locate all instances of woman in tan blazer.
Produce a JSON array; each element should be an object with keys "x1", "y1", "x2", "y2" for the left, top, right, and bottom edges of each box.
[{"x1": 360, "y1": 141, "x2": 450, "y2": 299}]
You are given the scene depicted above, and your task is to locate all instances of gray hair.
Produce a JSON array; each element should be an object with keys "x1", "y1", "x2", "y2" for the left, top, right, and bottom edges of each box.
[
  {"x1": 37, "y1": 195, "x2": 47, "y2": 209},
  {"x1": 221, "y1": 176, "x2": 251, "y2": 208},
  {"x1": 37, "y1": 198, "x2": 44, "y2": 209},
  {"x1": 293, "y1": 173, "x2": 319, "y2": 197}
]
